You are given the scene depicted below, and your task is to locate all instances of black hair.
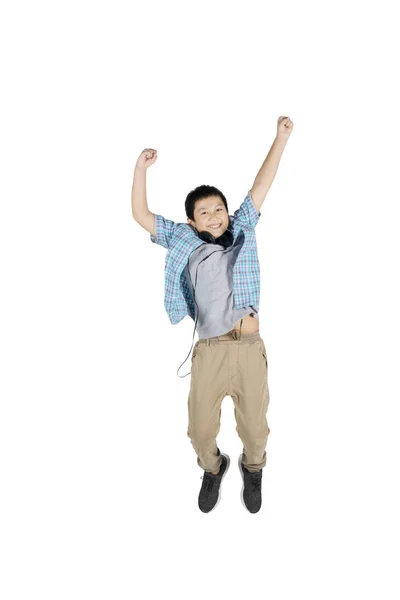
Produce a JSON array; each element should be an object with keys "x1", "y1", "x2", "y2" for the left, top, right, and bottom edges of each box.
[{"x1": 184, "y1": 184, "x2": 228, "y2": 221}]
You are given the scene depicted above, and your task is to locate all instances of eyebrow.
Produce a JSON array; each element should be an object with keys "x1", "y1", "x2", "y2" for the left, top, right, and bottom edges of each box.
[{"x1": 196, "y1": 203, "x2": 224, "y2": 212}]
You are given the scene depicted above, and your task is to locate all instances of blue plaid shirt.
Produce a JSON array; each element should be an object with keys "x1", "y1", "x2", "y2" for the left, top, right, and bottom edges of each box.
[{"x1": 150, "y1": 190, "x2": 262, "y2": 325}]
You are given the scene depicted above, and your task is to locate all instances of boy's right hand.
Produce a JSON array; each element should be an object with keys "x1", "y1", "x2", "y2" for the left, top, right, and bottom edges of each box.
[{"x1": 135, "y1": 148, "x2": 158, "y2": 170}]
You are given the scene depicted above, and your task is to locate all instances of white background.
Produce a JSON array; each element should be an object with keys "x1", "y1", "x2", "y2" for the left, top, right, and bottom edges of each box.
[{"x1": 1, "y1": 1, "x2": 399, "y2": 598}]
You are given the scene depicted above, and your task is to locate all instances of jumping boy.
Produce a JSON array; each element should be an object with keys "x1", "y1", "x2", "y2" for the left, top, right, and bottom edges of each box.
[{"x1": 131, "y1": 116, "x2": 293, "y2": 513}]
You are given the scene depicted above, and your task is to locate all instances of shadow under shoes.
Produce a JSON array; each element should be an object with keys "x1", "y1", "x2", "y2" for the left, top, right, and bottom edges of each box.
[
  {"x1": 198, "y1": 451, "x2": 230, "y2": 513},
  {"x1": 238, "y1": 453, "x2": 263, "y2": 513}
]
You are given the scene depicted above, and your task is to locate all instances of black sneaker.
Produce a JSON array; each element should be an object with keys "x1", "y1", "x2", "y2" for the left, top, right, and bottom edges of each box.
[
  {"x1": 238, "y1": 453, "x2": 263, "y2": 513},
  {"x1": 198, "y1": 452, "x2": 230, "y2": 513}
]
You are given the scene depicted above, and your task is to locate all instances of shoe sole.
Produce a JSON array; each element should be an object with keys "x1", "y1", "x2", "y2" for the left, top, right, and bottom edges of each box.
[
  {"x1": 200, "y1": 453, "x2": 230, "y2": 513},
  {"x1": 238, "y1": 453, "x2": 247, "y2": 510}
]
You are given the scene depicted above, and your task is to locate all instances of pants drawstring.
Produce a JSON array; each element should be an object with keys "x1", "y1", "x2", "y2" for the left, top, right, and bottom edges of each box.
[
  {"x1": 205, "y1": 319, "x2": 244, "y2": 344},
  {"x1": 231, "y1": 318, "x2": 243, "y2": 341}
]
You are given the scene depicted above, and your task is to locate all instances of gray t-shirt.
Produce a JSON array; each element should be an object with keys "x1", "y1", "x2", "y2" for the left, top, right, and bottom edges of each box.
[{"x1": 184, "y1": 230, "x2": 259, "y2": 339}]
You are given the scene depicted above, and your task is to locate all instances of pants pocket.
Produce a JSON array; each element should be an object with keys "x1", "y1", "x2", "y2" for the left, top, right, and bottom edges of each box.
[
  {"x1": 260, "y1": 342, "x2": 268, "y2": 368},
  {"x1": 191, "y1": 341, "x2": 200, "y2": 361}
]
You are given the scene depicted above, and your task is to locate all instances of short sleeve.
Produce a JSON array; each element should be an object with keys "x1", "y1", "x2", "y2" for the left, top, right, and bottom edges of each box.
[
  {"x1": 232, "y1": 190, "x2": 261, "y2": 229},
  {"x1": 150, "y1": 214, "x2": 177, "y2": 249}
]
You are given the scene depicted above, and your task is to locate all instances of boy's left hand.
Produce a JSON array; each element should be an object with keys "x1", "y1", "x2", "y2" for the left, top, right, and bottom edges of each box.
[{"x1": 277, "y1": 116, "x2": 294, "y2": 139}]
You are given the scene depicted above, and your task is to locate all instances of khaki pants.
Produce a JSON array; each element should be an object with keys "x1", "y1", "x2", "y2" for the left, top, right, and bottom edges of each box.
[{"x1": 187, "y1": 331, "x2": 270, "y2": 474}]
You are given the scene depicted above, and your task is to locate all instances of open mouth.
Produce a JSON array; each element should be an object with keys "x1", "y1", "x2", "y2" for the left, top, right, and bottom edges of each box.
[{"x1": 208, "y1": 223, "x2": 222, "y2": 230}]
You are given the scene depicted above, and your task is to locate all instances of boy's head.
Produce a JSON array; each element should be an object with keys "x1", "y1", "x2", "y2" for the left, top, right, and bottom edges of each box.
[{"x1": 185, "y1": 185, "x2": 229, "y2": 239}]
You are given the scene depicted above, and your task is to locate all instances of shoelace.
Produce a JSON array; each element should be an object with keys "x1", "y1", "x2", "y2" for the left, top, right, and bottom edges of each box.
[
  {"x1": 200, "y1": 472, "x2": 218, "y2": 492},
  {"x1": 245, "y1": 471, "x2": 262, "y2": 492},
  {"x1": 249, "y1": 477, "x2": 262, "y2": 491}
]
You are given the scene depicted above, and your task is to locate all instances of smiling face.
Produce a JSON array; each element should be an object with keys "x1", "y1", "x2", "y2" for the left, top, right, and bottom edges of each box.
[{"x1": 187, "y1": 195, "x2": 230, "y2": 238}]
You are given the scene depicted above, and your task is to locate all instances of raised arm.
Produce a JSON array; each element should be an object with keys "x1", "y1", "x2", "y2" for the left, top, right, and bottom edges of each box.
[
  {"x1": 131, "y1": 148, "x2": 177, "y2": 249},
  {"x1": 131, "y1": 148, "x2": 157, "y2": 237},
  {"x1": 250, "y1": 116, "x2": 294, "y2": 213}
]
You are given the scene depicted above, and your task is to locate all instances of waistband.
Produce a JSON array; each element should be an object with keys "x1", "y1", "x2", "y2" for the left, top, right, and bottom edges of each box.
[{"x1": 198, "y1": 331, "x2": 261, "y2": 345}]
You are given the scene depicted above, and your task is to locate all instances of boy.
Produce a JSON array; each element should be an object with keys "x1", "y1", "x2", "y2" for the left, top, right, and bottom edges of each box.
[{"x1": 131, "y1": 116, "x2": 293, "y2": 513}]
